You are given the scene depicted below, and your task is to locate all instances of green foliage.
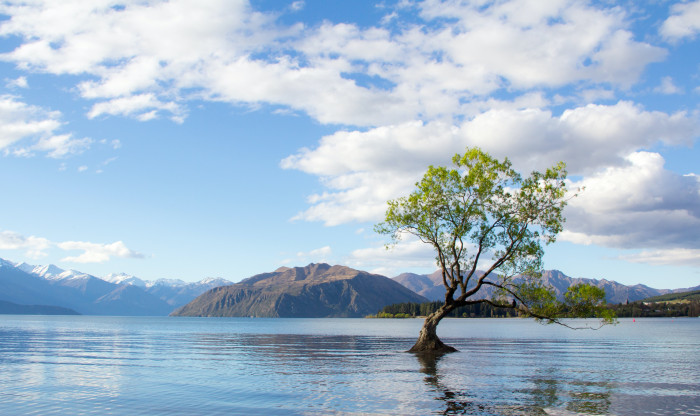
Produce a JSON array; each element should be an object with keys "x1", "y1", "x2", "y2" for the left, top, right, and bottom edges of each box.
[
  {"x1": 375, "y1": 148, "x2": 568, "y2": 288},
  {"x1": 366, "y1": 312, "x2": 413, "y2": 319},
  {"x1": 609, "y1": 300, "x2": 700, "y2": 317},
  {"x1": 564, "y1": 284, "x2": 615, "y2": 324},
  {"x1": 375, "y1": 146, "x2": 614, "y2": 328},
  {"x1": 514, "y1": 282, "x2": 561, "y2": 321},
  {"x1": 373, "y1": 301, "x2": 520, "y2": 319},
  {"x1": 374, "y1": 289, "x2": 623, "y2": 321}
]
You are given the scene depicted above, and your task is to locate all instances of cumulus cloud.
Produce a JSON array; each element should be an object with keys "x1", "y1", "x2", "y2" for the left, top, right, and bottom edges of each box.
[
  {"x1": 0, "y1": 229, "x2": 144, "y2": 263},
  {"x1": 654, "y1": 76, "x2": 682, "y2": 95},
  {"x1": 661, "y1": 0, "x2": 700, "y2": 41},
  {"x1": 0, "y1": 95, "x2": 60, "y2": 150},
  {"x1": 57, "y1": 240, "x2": 145, "y2": 263},
  {"x1": 32, "y1": 134, "x2": 92, "y2": 158},
  {"x1": 5, "y1": 76, "x2": 28, "y2": 88},
  {"x1": 561, "y1": 152, "x2": 700, "y2": 250},
  {"x1": 0, "y1": 0, "x2": 668, "y2": 125},
  {"x1": 0, "y1": 0, "x2": 286, "y2": 122},
  {"x1": 619, "y1": 249, "x2": 700, "y2": 268},
  {"x1": 346, "y1": 235, "x2": 438, "y2": 277},
  {"x1": 87, "y1": 93, "x2": 184, "y2": 123},
  {"x1": 464, "y1": 102, "x2": 698, "y2": 173},
  {"x1": 0, "y1": 95, "x2": 91, "y2": 157},
  {"x1": 0, "y1": 230, "x2": 51, "y2": 259},
  {"x1": 345, "y1": 151, "x2": 700, "y2": 272},
  {"x1": 1, "y1": 0, "x2": 697, "y2": 269},
  {"x1": 283, "y1": 103, "x2": 699, "y2": 225},
  {"x1": 290, "y1": 1, "x2": 305, "y2": 12},
  {"x1": 416, "y1": 0, "x2": 665, "y2": 89},
  {"x1": 295, "y1": 246, "x2": 333, "y2": 263}
]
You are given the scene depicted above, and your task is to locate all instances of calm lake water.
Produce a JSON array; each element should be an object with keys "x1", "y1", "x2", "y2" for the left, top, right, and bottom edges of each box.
[{"x1": 0, "y1": 316, "x2": 697, "y2": 416}]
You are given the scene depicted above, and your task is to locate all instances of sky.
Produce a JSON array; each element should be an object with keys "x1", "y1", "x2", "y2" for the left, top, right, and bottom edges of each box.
[{"x1": 0, "y1": 0, "x2": 698, "y2": 289}]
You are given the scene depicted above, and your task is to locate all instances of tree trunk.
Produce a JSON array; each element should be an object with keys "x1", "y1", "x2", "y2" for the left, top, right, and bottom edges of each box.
[{"x1": 408, "y1": 306, "x2": 457, "y2": 353}]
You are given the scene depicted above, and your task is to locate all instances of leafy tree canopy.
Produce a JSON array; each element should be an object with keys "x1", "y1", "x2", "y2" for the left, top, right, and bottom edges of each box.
[{"x1": 375, "y1": 147, "x2": 615, "y2": 352}]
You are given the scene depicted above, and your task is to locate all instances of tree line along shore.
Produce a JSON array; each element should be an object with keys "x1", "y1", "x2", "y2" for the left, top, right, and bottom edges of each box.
[{"x1": 369, "y1": 292, "x2": 700, "y2": 319}]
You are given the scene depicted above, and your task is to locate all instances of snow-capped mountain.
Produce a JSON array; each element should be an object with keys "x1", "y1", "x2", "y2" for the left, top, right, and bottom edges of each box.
[
  {"x1": 392, "y1": 269, "x2": 700, "y2": 304},
  {"x1": 148, "y1": 278, "x2": 188, "y2": 287},
  {"x1": 31, "y1": 264, "x2": 67, "y2": 280},
  {"x1": 100, "y1": 272, "x2": 234, "y2": 306},
  {"x1": 103, "y1": 273, "x2": 233, "y2": 308},
  {"x1": 0, "y1": 257, "x2": 234, "y2": 315},
  {"x1": 144, "y1": 277, "x2": 235, "y2": 306},
  {"x1": 103, "y1": 272, "x2": 148, "y2": 287},
  {"x1": 14, "y1": 262, "x2": 35, "y2": 274}
]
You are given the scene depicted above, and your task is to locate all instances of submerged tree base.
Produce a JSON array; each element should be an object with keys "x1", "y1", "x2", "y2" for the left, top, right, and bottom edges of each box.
[
  {"x1": 408, "y1": 310, "x2": 459, "y2": 353},
  {"x1": 408, "y1": 334, "x2": 458, "y2": 354}
]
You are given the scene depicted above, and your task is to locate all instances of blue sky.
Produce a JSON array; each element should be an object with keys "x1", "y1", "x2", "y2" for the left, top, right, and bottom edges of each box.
[{"x1": 0, "y1": 0, "x2": 698, "y2": 288}]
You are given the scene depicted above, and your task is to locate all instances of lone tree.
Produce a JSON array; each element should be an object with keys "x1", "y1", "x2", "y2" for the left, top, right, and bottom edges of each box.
[{"x1": 375, "y1": 147, "x2": 615, "y2": 353}]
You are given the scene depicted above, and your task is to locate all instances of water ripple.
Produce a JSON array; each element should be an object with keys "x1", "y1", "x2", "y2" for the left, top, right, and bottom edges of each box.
[{"x1": 0, "y1": 316, "x2": 697, "y2": 415}]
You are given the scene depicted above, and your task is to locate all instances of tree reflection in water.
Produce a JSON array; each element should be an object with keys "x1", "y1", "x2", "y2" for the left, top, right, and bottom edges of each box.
[
  {"x1": 415, "y1": 353, "x2": 614, "y2": 416},
  {"x1": 415, "y1": 352, "x2": 499, "y2": 415},
  {"x1": 192, "y1": 331, "x2": 615, "y2": 415}
]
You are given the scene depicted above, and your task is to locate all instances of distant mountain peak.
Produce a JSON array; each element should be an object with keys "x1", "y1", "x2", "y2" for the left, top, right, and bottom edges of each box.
[
  {"x1": 0, "y1": 257, "x2": 16, "y2": 268},
  {"x1": 393, "y1": 269, "x2": 678, "y2": 304},
  {"x1": 198, "y1": 277, "x2": 230, "y2": 285},
  {"x1": 149, "y1": 278, "x2": 187, "y2": 287},
  {"x1": 103, "y1": 272, "x2": 147, "y2": 287},
  {"x1": 57, "y1": 269, "x2": 90, "y2": 280},
  {"x1": 173, "y1": 263, "x2": 427, "y2": 318},
  {"x1": 14, "y1": 262, "x2": 35, "y2": 273},
  {"x1": 32, "y1": 264, "x2": 66, "y2": 279}
]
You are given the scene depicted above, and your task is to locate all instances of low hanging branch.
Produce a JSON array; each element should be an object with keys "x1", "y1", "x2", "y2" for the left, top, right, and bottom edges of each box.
[{"x1": 375, "y1": 147, "x2": 616, "y2": 354}]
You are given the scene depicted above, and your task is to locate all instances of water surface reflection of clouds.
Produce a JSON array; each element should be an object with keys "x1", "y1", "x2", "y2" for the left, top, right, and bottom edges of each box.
[{"x1": 0, "y1": 317, "x2": 698, "y2": 415}]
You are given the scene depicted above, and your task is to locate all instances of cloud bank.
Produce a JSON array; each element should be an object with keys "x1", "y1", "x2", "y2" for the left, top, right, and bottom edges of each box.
[
  {"x1": 1, "y1": 0, "x2": 698, "y2": 269},
  {"x1": 0, "y1": 229, "x2": 144, "y2": 263}
]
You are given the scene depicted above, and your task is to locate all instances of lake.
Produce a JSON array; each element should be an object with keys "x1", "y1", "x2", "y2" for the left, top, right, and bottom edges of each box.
[{"x1": 0, "y1": 316, "x2": 697, "y2": 415}]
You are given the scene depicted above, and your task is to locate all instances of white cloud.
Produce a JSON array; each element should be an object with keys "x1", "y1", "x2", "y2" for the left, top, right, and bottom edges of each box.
[
  {"x1": 102, "y1": 157, "x2": 118, "y2": 166},
  {"x1": 290, "y1": 1, "x2": 305, "y2": 12},
  {"x1": 283, "y1": 102, "x2": 699, "y2": 225},
  {"x1": 0, "y1": 0, "x2": 697, "y2": 269},
  {"x1": 87, "y1": 93, "x2": 183, "y2": 122},
  {"x1": 0, "y1": 95, "x2": 90, "y2": 158},
  {"x1": 0, "y1": 95, "x2": 60, "y2": 150},
  {"x1": 661, "y1": 0, "x2": 700, "y2": 41},
  {"x1": 464, "y1": 101, "x2": 698, "y2": 174},
  {"x1": 0, "y1": 230, "x2": 51, "y2": 259},
  {"x1": 415, "y1": 0, "x2": 666, "y2": 89},
  {"x1": 32, "y1": 134, "x2": 92, "y2": 158},
  {"x1": 0, "y1": 0, "x2": 668, "y2": 125},
  {"x1": 295, "y1": 245, "x2": 332, "y2": 263},
  {"x1": 0, "y1": 0, "x2": 285, "y2": 122},
  {"x1": 561, "y1": 152, "x2": 700, "y2": 250},
  {"x1": 347, "y1": 235, "x2": 437, "y2": 277},
  {"x1": 0, "y1": 229, "x2": 144, "y2": 263},
  {"x1": 57, "y1": 240, "x2": 145, "y2": 263},
  {"x1": 654, "y1": 76, "x2": 682, "y2": 95},
  {"x1": 5, "y1": 76, "x2": 28, "y2": 88},
  {"x1": 619, "y1": 248, "x2": 700, "y2": 268}
]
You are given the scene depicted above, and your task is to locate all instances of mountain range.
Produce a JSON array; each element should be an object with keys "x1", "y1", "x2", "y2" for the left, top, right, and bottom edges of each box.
[
  {"x1": 393, "y1": 269, "x2": 700, "y2": 304},
  {"x1": 1, "y1": 255, "x2": 698, "y2": 316},
  {"x1": 172, "y1": 263, "x2": 428, "y2": 317},
  {"x1": 0, "y1": 257, "x2": 233, "y2": 315}
]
